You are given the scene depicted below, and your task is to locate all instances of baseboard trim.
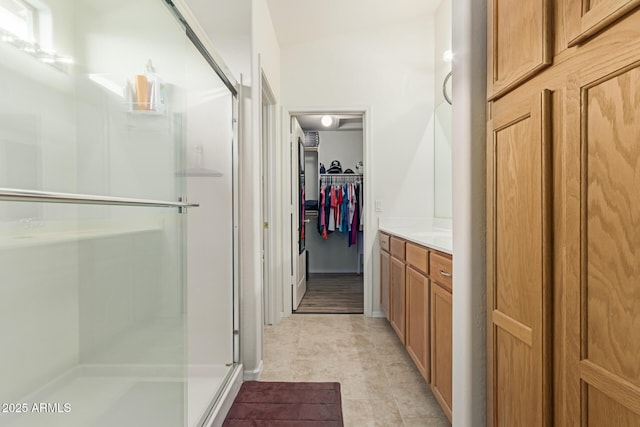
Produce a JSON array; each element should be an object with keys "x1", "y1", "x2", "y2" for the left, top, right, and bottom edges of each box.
[
  {"x1": 243, "y1": 360, "x2": 263, "y2": 380},
  {"x1": 371, "y1": 311, "x2": 386, "y2": 318},
  {"x1": 205, "y1": 364, "x2": 243, "y2": 427}
]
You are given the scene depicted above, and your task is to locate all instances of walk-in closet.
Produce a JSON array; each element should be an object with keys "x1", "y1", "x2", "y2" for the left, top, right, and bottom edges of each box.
[{"x1": 293, "y1": 114, "x2": 364, "y2": 314}]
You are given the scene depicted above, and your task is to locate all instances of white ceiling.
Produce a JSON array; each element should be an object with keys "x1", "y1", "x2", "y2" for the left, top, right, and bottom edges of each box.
[{"x1": 266, "y1": 0, "x2": 440, "y2": 46}]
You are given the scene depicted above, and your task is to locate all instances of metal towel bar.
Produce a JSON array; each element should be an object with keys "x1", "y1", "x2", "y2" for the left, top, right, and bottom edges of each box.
[{"x1": 0, "y1": 188, "x2": 198, "y2": 212}]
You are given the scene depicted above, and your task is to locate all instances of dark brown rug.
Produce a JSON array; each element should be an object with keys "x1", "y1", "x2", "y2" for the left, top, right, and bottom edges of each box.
[{"x1": 223, "y1": 381, "x2": 343, "y2": 426}]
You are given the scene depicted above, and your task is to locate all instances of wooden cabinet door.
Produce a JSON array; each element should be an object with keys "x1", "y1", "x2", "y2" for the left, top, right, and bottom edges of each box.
[
  {"x1": 431, "y1": 282, "x2": 452, "y2": 423},
  {"x1": 487, "y1": 0, "x2": 552, "y2": 100},
  {"x1": 406, "y1": 266, "x2": 429, "y2": 382},
  {"x1": 566, "y1": 0, "x2": 640, "y2": 45},
  {"x1": 487, "y1": 91, "x2": 552, "y2": 426},
  {"x1": 561, "y1": 64, "x2": 640, "y2": 426},
  {"x1": 380, "y1": 250, "x2": 390, "y2": 318},
  {"x1": 389, "y1": 256, "x2": 406, "y2": 343}
]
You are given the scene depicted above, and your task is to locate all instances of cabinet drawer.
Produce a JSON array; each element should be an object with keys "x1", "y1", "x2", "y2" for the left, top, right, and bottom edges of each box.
[
  {"x1": 380, "y1": 232, "x2": 390, "y2": 252},
  {"x1": 430, "y1": 252, "x2": 452, "y2": 292},
  {"x1": 390, "y1": 237, "x2": 406, "y2": 260},
  {"x1": 406, "y1": 242, "x2": 428, "y2": 274}
]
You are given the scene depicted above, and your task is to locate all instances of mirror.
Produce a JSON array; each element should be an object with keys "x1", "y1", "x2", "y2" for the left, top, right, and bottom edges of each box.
[{"x1": 434, "y1": 99, "x2": 452, "y2": 218}]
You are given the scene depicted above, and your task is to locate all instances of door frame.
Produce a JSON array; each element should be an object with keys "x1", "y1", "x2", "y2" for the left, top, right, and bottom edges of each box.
[
  {"x1": 279, "y1": 106, "x2": 374, "y2": 318},
  {"x1": 290, "y1": 117, "x2": 307, "y2": 310},
  {"x1": 260, "y1": 68, "x2": 278, "y2": 325}
]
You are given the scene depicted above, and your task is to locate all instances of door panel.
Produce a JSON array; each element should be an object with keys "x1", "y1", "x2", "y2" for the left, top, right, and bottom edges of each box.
[
  {"x1": 495, "y1": 328, "x2": 538, "y2": 425},
  {"x1": 587, "y1": 385, "x2": 640, "y2": 426},
  {"x1": 390, "y1": 256, "x2": 406, "y2": 343},
  {"x1": 566, "y1": 0, "x2": 640, "y2": 45},
  {"x1": 564, "y1": 64, "x2": 640, "y2": 424},
  {"x1": 406, "y1": 266, "x2": 429, "y2": 382},
  {"x1": 487, "y1": 91, "x2": 552, "y2": 426},
  {"x1": 381, "y1": 250, "x2": 390, "y2": 317},
  {"x1": 487, "y1": 0, "x2": 552, "y2": 99},
  {"x1": 431, "y1": 282, "x2": 452, "y2": 422}
]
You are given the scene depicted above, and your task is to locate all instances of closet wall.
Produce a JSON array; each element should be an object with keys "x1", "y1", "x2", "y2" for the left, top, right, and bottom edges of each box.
[{"x1": 305, "y1": 130, "x2": 363, "y2": 274}]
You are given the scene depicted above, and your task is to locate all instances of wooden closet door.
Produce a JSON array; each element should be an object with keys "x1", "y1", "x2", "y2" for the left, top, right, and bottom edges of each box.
[
  {"x1": 563, "y1": 64, "x2": 640, "y2": 426},
  {"x1": 566, "y1": 0, "x2": 640, "y2": 45},
  {"x1": 487, "y1": 91, "x2": 553, "y2": 426},
  {"x1": 487, "y1": 0, "x2": 552, "y2": 99}
]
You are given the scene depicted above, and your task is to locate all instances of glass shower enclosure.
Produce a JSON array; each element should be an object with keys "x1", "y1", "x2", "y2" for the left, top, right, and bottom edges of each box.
[{"x1": 0, "y1": 1, "x2": 237, "y2": 426}]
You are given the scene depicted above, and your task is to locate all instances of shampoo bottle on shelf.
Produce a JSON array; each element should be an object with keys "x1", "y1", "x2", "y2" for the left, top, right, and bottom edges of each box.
[{"x1": 134, "y1": 74, "x2": 150, "y2": 110}]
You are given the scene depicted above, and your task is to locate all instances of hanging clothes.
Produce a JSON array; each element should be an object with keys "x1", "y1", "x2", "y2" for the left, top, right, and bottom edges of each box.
[
  {"x1": 324, "y1": 184, "x2": 331, "y2": 239},
  {"x1": 317, "y1": 176, "x2": 364, "y2": 246},
  {"x1": 328, "y1": 185, "x2": 337, "y2": 231},
  {"x1": 318, "y1": 185, "x2": 328, "y2": 239},
  {"x1": 335, "y1": 185, "x2": 342, "y2": 230},
  {"x1": 359, "y1": 181, "x2": 364, "y2": 232},
  {"x1": 350, "y1": 183, "x2": 360, "y2": 247}
]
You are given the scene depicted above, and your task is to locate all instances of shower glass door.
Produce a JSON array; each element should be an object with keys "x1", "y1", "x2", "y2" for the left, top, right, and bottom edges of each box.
[{"x1": 0, "y1": 1, "x2": 236, "y2": 426}]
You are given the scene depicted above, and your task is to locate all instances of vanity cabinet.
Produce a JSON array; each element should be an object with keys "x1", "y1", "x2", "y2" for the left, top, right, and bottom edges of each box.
[
  {"x1": 379, "y1": 231, "x2": 452, "y2": 418},
  {"x1": 430, "y1": 253, "x2": 453, "y2": 422}
]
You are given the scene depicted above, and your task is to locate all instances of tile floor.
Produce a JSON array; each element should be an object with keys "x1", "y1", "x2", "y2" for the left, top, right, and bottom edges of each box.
[{"x1": 261, "y1": 314, "x2": 451, "y2": 427}]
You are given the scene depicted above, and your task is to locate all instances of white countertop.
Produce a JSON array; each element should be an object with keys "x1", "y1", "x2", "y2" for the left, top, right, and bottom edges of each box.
[{"x1": 378, "y1": 219, "x2": 452, "y2": 254}]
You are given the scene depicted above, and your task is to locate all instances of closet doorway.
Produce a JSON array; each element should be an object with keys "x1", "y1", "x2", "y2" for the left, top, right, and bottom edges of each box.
[{"x1": 292, "y1": 112, "x2": 365, "y2": 314}]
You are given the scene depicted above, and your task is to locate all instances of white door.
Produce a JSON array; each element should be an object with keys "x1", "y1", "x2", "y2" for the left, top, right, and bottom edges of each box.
[{"x1": 291, "y1": 117, "x2": 307, "y2": 309}]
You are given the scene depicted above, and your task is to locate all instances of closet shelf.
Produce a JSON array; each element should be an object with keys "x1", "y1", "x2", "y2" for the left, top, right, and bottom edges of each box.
[{"x1": 320, "y1": 173, "x2": 363, "y2": 177}]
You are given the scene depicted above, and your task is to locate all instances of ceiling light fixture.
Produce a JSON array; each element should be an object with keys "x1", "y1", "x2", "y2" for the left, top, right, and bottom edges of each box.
[
  {"x1": 442, "y1": 50, "x2": 454, "y2": 63},
  {"x1": 321, "y1": 115, "x2": 333, "y2": 127}
]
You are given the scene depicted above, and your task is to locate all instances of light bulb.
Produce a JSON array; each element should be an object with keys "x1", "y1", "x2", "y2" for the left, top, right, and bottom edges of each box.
[
  {"x1": 442, "y1": 50, "x2": 454, "y2": 63},
  {"x1": 321, "y1": 115, "x2": 333, "y2": 127}
]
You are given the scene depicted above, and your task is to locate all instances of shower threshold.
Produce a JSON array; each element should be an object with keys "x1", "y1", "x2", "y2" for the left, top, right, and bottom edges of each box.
[{"x1": 1, "y1": 364, "x2": 231, "y2": 427}]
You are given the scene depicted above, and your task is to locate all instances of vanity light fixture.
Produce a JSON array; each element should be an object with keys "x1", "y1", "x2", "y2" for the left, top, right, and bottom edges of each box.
[{"x1": 321, "y1": 115, "x2": 333, "y2": 127}]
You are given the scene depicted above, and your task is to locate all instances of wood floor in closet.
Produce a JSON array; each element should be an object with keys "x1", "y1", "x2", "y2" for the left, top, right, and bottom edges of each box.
[{"x1": 295, "y1": 274, "x2": 364, "y2": 314}]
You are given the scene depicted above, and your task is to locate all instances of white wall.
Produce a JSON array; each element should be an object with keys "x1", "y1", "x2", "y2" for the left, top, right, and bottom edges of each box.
[
  {"x1": 234, "y1": 0, "x2": 282, "y2": 377},
  {"x1": 451, "y1": 0, "x2": 487, "y2": 425},
  {"x1": 281, "y1": 14, "x2": 435, "y2": 314},
  {"x1": 317, "y1": 130, "x2": 363, "y2": 174},
  {"x1": 434, "y1": 0, "x2": 452, "y2": 106},
  {"x1": 281, "y1": 16, "x2": 435, "y2": 220}
]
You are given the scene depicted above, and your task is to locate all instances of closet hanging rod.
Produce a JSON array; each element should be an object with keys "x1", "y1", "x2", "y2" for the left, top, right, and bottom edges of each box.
[{"x1": 0, "y1": 188, "x2": 199, "y2": 212}]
